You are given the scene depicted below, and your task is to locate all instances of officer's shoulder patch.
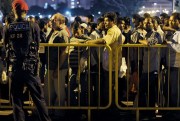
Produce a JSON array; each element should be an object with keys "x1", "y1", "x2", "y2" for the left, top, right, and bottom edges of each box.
[{"x1": 9, "y1": 22, "x2": 30, "y2": 32}]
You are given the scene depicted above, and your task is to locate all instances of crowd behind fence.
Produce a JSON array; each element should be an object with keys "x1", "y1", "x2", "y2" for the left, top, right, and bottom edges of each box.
[{"x1": 1, "y1": 43, "x2": 180, "y2": 121}]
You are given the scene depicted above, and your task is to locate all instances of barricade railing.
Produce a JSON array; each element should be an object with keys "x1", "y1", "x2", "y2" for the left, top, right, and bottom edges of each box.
[
  {"x1": 0, "y1": 43, "x2": 112, "y2": 121},
  {"x1": 115, "y1": 44, "x2": 180, "y2": 121},
  {"x1": 1, "y1": 43, "x2": 180, "y2": 121}
]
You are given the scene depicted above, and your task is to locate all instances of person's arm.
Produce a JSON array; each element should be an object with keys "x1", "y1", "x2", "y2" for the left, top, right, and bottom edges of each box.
[
  {"x1": 139, "y1": 32, "x2": 161, "y2": 46},
  {"x1": 167, "y1": 32, "x2": 180, "y2": 53},
  {"x1": 139, "y1": 39, "x2": 148, "y2": 45},
  {"x1": 61, "y1": 29, "x2": 69, "y2": 43},
  {"x1": 162, "y1": 25, "x2": 176, "y2": 32},
  {"x1": 85, "y1": 38, "x2": 105, "y2": 44},
  {"x1": 3, "y1": 26, "x2": 8, "y2": 49},
  {"x1": 85, "y1": 28, "x2": 114, "y2": 44},
  {"x1": 59, "y1": 48, "x2": 68, "y2": 68},
  {"x1": 33, "y1": 23, "x2": 40, "y2": 48}
]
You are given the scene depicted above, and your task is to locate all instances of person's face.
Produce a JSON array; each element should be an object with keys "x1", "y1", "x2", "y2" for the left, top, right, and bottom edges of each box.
[
  {"x1": 169, "y1": 16, "x2": 179, "y2": 30},
  {"x1": 27, "y1": 17, "x2": 35, "y2": 22},
  {"x1": 44, "y1": 24, "x2": 48, "y2": 33},
  {"x1": 164, "y1": 18, "x2": 169, "y2": 26},
  {"x1": 153, "y1": 19, "x2": 158, "y2": 31},
  {"x1": 143, "y1": 18, "x2": 153, "y2": 31},
  {"x1": 80, "y1": 26, "x2": 86, "y2": 34},
  {"x1": 119, "y1": 20, "x2": 125, "y2": 31},
  {"x1": 98, "y1": 21, "x2": 105, "y2": 31},
  {"x1": 104, "y1": 17, "x2": 113, "y2": 29},
  {"x1": 74, "y1": 26, "x2": 83, "y2": 37},
  {"x1": 160, "y1": 16, "x2": 164, "y2": 24},
  {"x1": 51, "y1": 15, "x2": 61, "y2": 30}
]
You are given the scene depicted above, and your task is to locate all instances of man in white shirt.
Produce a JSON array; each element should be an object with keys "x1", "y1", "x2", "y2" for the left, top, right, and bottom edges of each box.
[
  {"x1": 86, "y1": 12, "x2": 124, "y2": 106},
  {"x1": 164, "y1": 12, "x2": 180, "y2": 120}
]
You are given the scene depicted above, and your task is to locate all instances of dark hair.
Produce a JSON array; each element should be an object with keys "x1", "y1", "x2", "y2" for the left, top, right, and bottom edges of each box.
[
  {"x1": 89, "y1": 22, "x2": 97, "y2": 31},
  {"x1": 139, "y1": 17, "x2": 145, "y2": 23},
  {"x1": 172, "y1": 12, "x2": 180, "y2": 20},
  {"x1": 153, "y1": 16, "x2": 162, "y2": 25},
  {"x1": 74, "y1": 16, "x2": 82, "y2": 23},
  {"x1": 0, "y1": 22, "x2": 3, "y2": 40},
  {"x1": 160, "y1": 13, "x2": 169, "y2": 19},
  {"x1": 104, "y1": 12, "x2": 117, "y2": 23},
  {"x1": 86, "y1": 14, "x2": 94, "y2": 22},
  {"x1": 143, "y1": 13, "x2": 151, "y2": 18},
  {"x1": 65, "y1": 17, "x2": 68, "y2": 25},
  {"x1": 5, "y1": 12, "x2": 15, "y2": 24},
  {"x1": 39, "y1": 19, "x2": 48, "y2": 29},
  {"x1": 124, "y1": 17, "x2": 131, "y2": 25},
  {"x1": 72, "y1": 22, "x2": 80, "y2": 36},
  {"x1": 117, "y1": 17, "x2": 124, "y2": 25},
  {"x1": 132, "y1": 14, "x2": 141, "y2": 20},
  {"x1": 96, "y1": 17, "x2": 104, "y2": 25}
]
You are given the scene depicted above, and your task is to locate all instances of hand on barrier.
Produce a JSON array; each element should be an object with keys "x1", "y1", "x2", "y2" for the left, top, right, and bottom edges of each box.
[{"x1": 2, "y1": 70, "x2": 7, "y2": 83}]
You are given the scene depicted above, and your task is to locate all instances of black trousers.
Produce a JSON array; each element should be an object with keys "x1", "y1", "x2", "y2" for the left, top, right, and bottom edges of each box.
[{"x1": 10, "y1": 70, "x2": 51, "y2": 121}]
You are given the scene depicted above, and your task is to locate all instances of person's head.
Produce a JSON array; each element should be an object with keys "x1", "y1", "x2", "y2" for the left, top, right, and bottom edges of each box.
[
  {"x1": 72, "y1": 22, "x2": 82, "y2": 37},
  {"x1": 4, "y1": 12, "x2": 15, "y2": 25},
  {"x1": 96, "y1": 17, "x2": 105, "y2": 31},
  {"x1": 51, "y1": 13, "x2": 65, "y2": 30},
  {"x1": 169, "y1": 12, "x2": 180, "y2": 30},
  {"x1": 132, "y1": 14, "x2": 141, "y2": 27},
  {"x1": 117, "y1": 17, "x2": 125, "y2": 31},
  {"x1": 80, "y1": 23, "x2": 88, "y2": 34},
  {"x1": 87, "y1": 22, "x2": 97, "y2": 35},
  {"x1": 124, "y1": 16, "x2": 131, "y2": 29},
  {"x1": 35, "y1": 16, "x2": 40, "y2": 24},
  {"x1": 160, "y1": 13, "x2": 169, "y2": 25},
  {"x1": 143, "y1": 13, "x2": 151, "y2": 18},
  {"x1": 39, "y1": 18, "x2": 48, "y2": 32},
  {"x1": 104, "y1": 12, "x2": 117, "y2": 29},
  {"x1": 74, "y1": 16, "x2": 82, "y2": 23},
  {"x1": 86, "y1": 14, "x2": 94, "y2": 23},
  {"x1": 12, "y1": 0, "x2": 29, "y2": 19},
  {"x1": 27, "y1": 16, "x2": 35, "y2": 22},
  {"x1": 143, "y1": 17, "x2": 153, "y2": 32},
  {"x1": 153, "y1": 16, "x2": 161, "y2": 31}
]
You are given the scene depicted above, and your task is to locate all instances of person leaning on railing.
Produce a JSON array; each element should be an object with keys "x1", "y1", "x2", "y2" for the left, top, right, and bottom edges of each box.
[{"x1": 163, "y1": 12, "x2": 180, "y2": 121}]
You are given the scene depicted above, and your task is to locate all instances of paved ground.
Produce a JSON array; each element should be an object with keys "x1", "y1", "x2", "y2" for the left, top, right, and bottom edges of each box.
[{"x1": 0, "y1": 109, "x2": 175, "y2": 121}]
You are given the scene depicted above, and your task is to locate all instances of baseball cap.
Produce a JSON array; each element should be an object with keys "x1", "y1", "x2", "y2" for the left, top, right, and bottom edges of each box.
[
  {"x1": 80, "y1": 23, "x2": 87, "y2": 29},
  {"x1": 12, "y1": 0, "x2": 29, "y2": 11}
]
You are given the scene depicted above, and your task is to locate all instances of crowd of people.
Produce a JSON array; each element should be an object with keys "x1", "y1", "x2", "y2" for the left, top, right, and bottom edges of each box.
[{"x1": 1, "y1": 0, "x2": 180, "y2": 121}]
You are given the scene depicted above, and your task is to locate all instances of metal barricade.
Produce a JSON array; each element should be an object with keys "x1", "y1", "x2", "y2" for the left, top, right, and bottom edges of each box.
[
  {"x1": 115, "y1": 44, "x2": 180, "y2": 121},
  {"x1": 0, "y1": 43, "x2": 113, "y2": 121}
]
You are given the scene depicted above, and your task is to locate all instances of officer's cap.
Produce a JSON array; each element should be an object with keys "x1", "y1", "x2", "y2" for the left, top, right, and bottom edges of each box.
[{"x1": 12, "y1": 0, "x2": 29, "y2": 11}]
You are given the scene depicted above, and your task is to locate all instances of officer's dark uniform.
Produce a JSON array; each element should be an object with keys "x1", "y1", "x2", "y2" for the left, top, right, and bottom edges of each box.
[{"x1": 3, "y1": 19, "x2": 51, "y2": 121}]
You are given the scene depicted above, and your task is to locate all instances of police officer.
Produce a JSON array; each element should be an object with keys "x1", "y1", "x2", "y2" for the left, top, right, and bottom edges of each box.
[{"x1": 3, "y1": 0, "x2": 51, "y2": 121}]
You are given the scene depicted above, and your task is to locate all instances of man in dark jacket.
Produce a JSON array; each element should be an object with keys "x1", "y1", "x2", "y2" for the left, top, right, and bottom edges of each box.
[{"x1": 3, "y1": 0, "x2": 51, "y2": 121}]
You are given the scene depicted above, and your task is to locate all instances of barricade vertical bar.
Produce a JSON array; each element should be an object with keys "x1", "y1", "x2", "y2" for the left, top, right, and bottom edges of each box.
[
  {"x1": 48, "y1": 46, "x2": 50, "y2": 106},
  {"x1": 88, "y1": 109, "x2": 91, "y2": 121},
  {"x1": 88, "y1": 47, "x2": 91, "y2": 106},
  {"x1": 136, "y1": 109, "x2": 139, "y2": 121},
  {"x1": 147, "y1": 47, "x2": 150, "y2": 107},
  {"x1": 98, "y1": 47, "x2": 101, "y2": 107},
  {"x1": 168, "y1": 48, "x2": 170, "y2": 107},
  {"x1": 78, "y1": 46, "x2": 81, "y2": 106},
  {"x1": 58, "y1": 47, "x2": 60, "y2": 106}
]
